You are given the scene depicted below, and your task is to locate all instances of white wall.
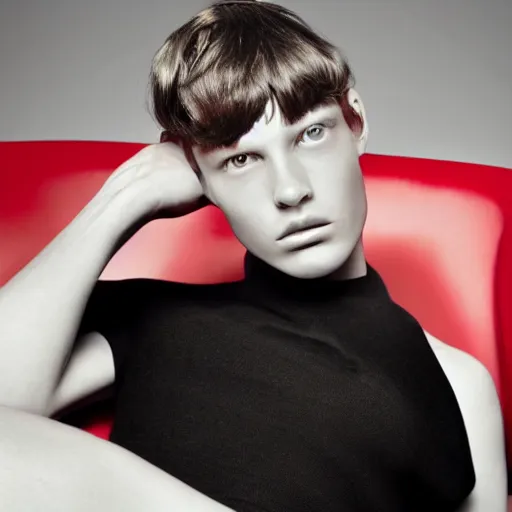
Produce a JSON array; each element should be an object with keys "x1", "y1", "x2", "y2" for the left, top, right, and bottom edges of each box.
[{"x1": 0, "y1": 0, "x2": 510, "y2": 169}]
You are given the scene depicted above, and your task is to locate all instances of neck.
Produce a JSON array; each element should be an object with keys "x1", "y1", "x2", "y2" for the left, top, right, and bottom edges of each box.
[{"x1": 244, "y1": 239, "x2": 368, "y2": 288}]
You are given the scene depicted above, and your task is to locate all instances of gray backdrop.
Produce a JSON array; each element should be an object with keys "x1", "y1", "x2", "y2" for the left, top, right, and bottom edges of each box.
[{"x1": 0, "y1": 0, "x2": 510, "y2": 168}]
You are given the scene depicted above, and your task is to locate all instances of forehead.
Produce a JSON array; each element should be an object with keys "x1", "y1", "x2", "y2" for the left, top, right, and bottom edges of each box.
[{"x1": 196, "y1": 100, "x2": 341, "y2": 156}]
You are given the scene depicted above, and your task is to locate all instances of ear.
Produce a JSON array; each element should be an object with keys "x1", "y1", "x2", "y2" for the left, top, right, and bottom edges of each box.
[{"x1": 346, "y1": 89, "x2": 369, "y2": 155}]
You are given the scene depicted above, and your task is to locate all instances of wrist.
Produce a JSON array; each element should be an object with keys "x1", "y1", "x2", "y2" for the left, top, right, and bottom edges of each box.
[{"x1": 92, "y1": 180, "x2": 156, "y2": 227}]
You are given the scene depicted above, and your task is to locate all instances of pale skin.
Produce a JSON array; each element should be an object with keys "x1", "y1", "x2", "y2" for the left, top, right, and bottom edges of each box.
[{"x1": 0, "y1": 90, "x2": 507, "y2": 510}]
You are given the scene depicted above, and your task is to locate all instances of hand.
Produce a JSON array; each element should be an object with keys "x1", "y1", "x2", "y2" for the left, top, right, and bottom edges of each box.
[{"x1": 101, "y1": 140, "x2": 208, "y2": 221}]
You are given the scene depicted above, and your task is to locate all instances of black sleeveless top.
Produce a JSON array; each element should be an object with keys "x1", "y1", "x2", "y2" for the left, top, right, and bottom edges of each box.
[{"x1": 79, "y1": 254, "x2": 475, "y2": 511}]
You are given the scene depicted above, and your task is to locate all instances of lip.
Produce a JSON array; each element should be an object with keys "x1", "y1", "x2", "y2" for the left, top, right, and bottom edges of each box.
[{"x1": 276, "y1": 217, "x2": 331, "y2": 241}]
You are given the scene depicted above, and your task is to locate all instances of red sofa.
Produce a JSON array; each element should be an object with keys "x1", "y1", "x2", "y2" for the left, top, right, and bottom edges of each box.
[{"x1": 1, "y1": 140, "x2": 511, "y2": 480}]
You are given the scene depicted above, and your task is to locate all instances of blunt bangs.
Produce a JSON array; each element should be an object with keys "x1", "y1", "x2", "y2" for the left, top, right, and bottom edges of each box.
[{"x1": 149, "y1": 1, "x2": 357, "y2": 148}]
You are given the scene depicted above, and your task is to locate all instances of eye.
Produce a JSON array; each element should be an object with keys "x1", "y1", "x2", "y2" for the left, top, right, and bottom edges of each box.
[
  {"x1": 224, "y1": 153, "x2": 255, "y2": 170},
  {"x1": 300, "y1": 124, "x2": 326, "y2": 143}
]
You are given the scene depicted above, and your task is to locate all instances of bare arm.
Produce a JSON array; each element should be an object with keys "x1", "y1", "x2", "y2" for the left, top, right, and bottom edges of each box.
[
  {"x1": 0, "y1": 143, "x2": 205, "y2": 416},
  {"x1": 48, "y1": 331, "x2": 115, "y2": 418},
  {"x1": 424, "y1": 331, "x2": 508, "y2": 512},
  {"x1": 449, "y1": 353, "x2": 507, "y2": 512},
  {"x1": 0, "y1": 187, "x2": 143, "y2": 416}
]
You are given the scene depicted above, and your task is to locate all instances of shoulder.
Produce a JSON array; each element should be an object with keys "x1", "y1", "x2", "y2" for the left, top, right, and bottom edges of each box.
[
  {"x1": 79, "y1": 279, "x2": 190, "y2": 334},
  {"x1": 82, "y1": 278, "x2": 243, "y2": 330},
  {"x1": 423, "y1": 330, "x2": 500, "y2": 415},
  {"x1": 91, "y1": 277, "x2": 191, "y2": 299},
  {"x1": 422, "y1": 330, "x2": 503, "y2": 449},
  {"x1": 90, "y1": 278, "x2": 242, "y2": 305},
  {"x1": 422, "y1": 331, "x2": 497, "y2": 399}
]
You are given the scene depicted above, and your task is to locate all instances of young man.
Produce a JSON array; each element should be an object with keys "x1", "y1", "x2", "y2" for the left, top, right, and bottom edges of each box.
[{"x1": 0, "y1": 1, "x2": 507, "y2": 510}]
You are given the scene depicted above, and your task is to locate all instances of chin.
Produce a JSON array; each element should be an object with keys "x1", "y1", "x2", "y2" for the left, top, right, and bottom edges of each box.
[{"x1": 275, "y1": 243, "x2": 353, "y2": 280}]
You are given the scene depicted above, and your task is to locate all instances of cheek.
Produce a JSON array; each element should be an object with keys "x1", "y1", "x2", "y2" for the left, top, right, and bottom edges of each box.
[
  {"x1": 310, "y1": 152, "x2": 367, "y2": 229},
  {"x1": 213, "y1": 192, "x2": 275, "y2": 249},
  {"x1": 206, "y1": 175, "x2": 268, "y2": 222},
  {"x1": 341, "y1": 169, "x2": 367, "y2": 221},
  {"x1": 312, "y1": 151, "x2": 362, "y2": 199},
  {"x1": 223, "y1": 209, "x2": 272, "y2": 252},
  {"x1": 213, "y1": 193, "x2": 259, "y2": 234}
]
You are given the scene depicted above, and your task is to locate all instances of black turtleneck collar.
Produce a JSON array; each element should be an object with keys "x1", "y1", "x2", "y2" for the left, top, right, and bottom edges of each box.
[{"x1": 242, "y1": 252, "x2": 388, "y2": 304}]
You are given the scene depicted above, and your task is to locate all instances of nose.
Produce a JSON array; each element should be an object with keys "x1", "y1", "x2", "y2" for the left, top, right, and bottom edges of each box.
[{"x1": 272, "y1": 160, "x2": 313, "y2": 209}]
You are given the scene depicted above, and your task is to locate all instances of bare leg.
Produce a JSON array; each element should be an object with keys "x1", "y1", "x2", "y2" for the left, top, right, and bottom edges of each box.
[{"x1": 0, "y1": 405, "x2": 234, "y2": 512}]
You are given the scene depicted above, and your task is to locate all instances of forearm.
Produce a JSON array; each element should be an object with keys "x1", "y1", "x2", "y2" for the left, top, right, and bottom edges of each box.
[{"x1": 0, "y1": 185, "x2": 145, "y2": 415}]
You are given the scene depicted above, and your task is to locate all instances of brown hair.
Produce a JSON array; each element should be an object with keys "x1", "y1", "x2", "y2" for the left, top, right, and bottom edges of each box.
[{"x1": 148, "y1": 0, "x2": 363, "y2": 149}]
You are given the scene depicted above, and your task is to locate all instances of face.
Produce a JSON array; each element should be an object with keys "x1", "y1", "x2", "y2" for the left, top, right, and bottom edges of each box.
[{"x1": 192, "y1": 90, "x2": 369, "y2": 279}]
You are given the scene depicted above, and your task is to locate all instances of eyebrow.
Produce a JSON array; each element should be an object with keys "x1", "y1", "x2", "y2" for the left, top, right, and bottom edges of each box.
[
  {"x1": 197, "y1": 141, "x2": 237, "y2": 156},
  {"x1": 199, "y1": 103, "x2": 341, "y2": 157},
  {"x1": 295, "y1": 103, "x2": 340, "y2": 124}
]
